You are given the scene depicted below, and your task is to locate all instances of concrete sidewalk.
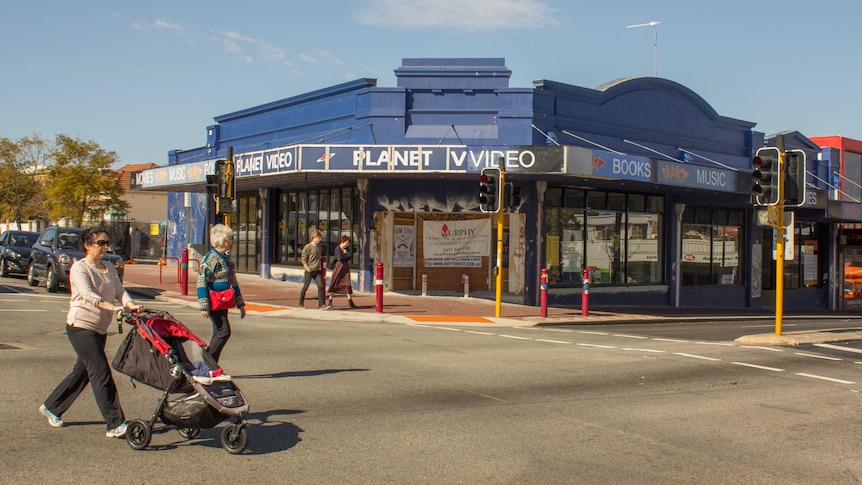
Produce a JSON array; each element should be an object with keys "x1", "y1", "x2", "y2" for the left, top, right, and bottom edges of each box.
[{"x1": 121, "y1": 262, "x2": 862, "y2": 345}]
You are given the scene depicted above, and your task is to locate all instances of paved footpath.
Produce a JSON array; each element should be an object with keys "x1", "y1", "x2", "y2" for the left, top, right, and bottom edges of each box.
[{"x1": 122, "y1": 262, "x2": 862, "y2": 345}]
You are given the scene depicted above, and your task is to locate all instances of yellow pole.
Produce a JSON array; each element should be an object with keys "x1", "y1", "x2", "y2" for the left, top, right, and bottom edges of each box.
[
  {"x1": 495, "y1": 169, "x2": 505, "y2": 317},
  {"x1": 774, "y1": 144, "x2": 786, "y2": 336}
]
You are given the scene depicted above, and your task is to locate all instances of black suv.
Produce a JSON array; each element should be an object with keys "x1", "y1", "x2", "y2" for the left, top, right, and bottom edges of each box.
[
  {"x1": 28, "y1": 226, "x2": 125, "y2": 292},
  {"x1": 0, "y1": 230, "x2": 39, "y2": 277}
]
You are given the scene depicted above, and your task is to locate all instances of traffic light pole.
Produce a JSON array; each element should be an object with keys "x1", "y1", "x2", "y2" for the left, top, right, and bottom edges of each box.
[
  {"x1": 774, "y1": 136, "x2": 786, "y2": 335},
  {"x1": 494, "y1": 168, "x2": 505, "y2": 317}
]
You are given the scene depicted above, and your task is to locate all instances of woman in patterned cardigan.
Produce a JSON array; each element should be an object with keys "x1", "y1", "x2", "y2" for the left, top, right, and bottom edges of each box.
[{"x1": 197, "y1": 224, "x2": 246, "y2": 362}]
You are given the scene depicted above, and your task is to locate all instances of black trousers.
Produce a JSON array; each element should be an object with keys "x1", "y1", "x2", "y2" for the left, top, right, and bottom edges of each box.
[
  {"x1": 207, "y1": 309, "x2": 231, "y2": 362},
  {"x1": 44, "y1": 325, "x2": 125, "y2": 430},
  {"x1": 299, "y1": 269, "x2": 324, "y2": 306}
]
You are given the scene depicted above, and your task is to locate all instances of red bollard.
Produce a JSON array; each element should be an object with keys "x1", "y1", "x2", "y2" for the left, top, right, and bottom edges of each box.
[
  {"x1": 375, "y1": 262, "x2": 384, "y2": 313},
  {"x1": 582, "y1": 267, "x2": 589, "y2": 317},
  {"x1": 540, "y1": 268, "x2": 548, "y2": 318},
  {"x1": 180, "y1": 248, "x2": 189, "y2": 296},
  {"x1": 321, "y1": 256, "x2": 327, "y2": 302}
]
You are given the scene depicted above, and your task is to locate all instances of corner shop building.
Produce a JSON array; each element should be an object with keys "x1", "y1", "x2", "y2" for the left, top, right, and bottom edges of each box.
[{"x1": 134, "y1": 58, "x2": 844, "y2": 311}]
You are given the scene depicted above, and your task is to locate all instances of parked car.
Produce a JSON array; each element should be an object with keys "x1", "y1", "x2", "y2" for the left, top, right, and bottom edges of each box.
[
  {"x1": 28, "y1": 226, "x2": 125, "y2": 292},
  {"x1": 0, "y1": 230, "x2": 40, "y2": 277}
]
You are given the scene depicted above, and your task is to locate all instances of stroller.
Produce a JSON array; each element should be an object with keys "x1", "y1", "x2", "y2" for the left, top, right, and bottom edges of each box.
[{"x1": 112, "y1": 310, "x2": 250, "y2": 453}]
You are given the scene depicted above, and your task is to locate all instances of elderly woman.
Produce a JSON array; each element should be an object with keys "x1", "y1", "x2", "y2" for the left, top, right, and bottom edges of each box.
[{"x1": 197, "y1": 224, "x2": 246, "y2": 362}]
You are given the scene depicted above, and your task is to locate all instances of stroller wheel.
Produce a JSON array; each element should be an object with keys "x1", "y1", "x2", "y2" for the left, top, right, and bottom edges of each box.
[
  {"x1": 220, "y1": 424, "x2": 249, "y2": 454},
  {"x1": 178, "y1": 427, "x2": 200, "y2": 440},
  {"x1": 126, "y1": 420, "x2": 151, "y2": 450}
]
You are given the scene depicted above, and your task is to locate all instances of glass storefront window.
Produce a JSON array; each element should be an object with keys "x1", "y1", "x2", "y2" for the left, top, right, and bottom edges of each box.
[
  {"x1": 681, "y1": 208, "x2": 743, "y2": 286},
  {"x1": 275, "y1": 188, "x2": 357, "y2": 265},
  {"x1": 545, "y1": 189, "x2": 663, "y2": 286}
]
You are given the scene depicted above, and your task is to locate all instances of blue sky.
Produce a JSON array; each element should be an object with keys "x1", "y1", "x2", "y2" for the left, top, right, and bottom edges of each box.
[{"x1": 2, "y1": 0, "x2": 859, "y2": 167}]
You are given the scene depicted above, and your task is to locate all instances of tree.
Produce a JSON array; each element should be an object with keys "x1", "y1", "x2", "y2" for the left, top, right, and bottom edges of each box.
[
  {"x1": 45, "y1": 135, "x2": 129, "y2": 227},
  {"x1": 0, "y1": 134, "x2": 49, "y2": 226}
]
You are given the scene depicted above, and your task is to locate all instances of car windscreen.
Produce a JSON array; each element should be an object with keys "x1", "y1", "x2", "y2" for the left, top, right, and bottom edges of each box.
[{"x1": 57, "y1": 231, "x2": 80, "y2": 250}]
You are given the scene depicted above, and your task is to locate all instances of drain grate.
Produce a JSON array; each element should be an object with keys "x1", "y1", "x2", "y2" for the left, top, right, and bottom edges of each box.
[{"x1": 0, "y1": 344, "x2": 20, "y2": 350}]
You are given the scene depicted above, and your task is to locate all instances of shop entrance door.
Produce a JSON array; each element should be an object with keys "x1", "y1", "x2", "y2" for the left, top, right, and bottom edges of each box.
[{"x1": 231, "y1": 194, "x2": 260, "y2": 274}]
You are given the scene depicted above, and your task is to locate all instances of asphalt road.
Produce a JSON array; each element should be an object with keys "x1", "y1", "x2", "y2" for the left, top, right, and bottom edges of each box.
[{"x1": 4, "y1": 276, "x2": 862, "y2": 484}]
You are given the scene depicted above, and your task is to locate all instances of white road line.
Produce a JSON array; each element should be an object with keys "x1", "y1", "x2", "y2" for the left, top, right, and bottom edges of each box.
[
  {"x1": 0, "y1": 309, "x2": 45, "y2": 312},
  {"x1": 793, "y1": 352, "x2": 842, "y2": 361},
  {"x1": 673, "y1": 352, "x2": 720, "y2": 362},
  {"x1": 543, "y1": 328, "x2": 574, "y2": 333},
  {"x1": 741, "y1": 323, "x2": 798, "y2": 328},
  {"x1": 499, "y1": 334, "x2": 531, "y2": 340},
  {"x1": 795, "y1": 373, "x2": 855, "y2": 385},
  {"x1": 731, "y1": 362, "x2": 785, "y2": 372},
  {"x1": 535, "y1": 339, "x2": 572, "y2": 344},
  {"x1": 740, "y1": 345, "x2": 784, "y2": 352},
  {"x1": 577, "y1": 343, "x2": 616, "y2": 349},
  {"x1": 696, "y1": 342, "x2": 735, "y2": 347},
  {"x1": 577, "y1": 331, "x2": 609, "y2": 336},
  {"x1": 430, "y1": 326, "x2": 462, "y2": 332},
  {"x1": 613, "y1": 334, "x2": 648, "y2": 339},
  {"x1": 464, "y1": 330, "x2": 495, "y2": 336},
  {"x1": 622, "y1": 348, "x2": 666, "y2": 353},
  {"x1": 815, "y1": 343, "x2": 862, "y2": 354},
  {"x1": 652, "y1": 338, "x2": 690, "y2": 343}
]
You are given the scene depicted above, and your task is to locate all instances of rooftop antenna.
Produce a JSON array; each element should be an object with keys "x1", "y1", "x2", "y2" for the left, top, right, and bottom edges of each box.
[{"x1": 626, "y1": 21, "x2": 661, "y2": 77}]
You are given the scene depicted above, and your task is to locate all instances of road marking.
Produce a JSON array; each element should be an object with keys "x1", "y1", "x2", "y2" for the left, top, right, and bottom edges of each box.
[
  {"x1": 543, "y1": 328, "x2": 574, "y2": 333},
  {"x1": 652, "y1": 338, "x2": 690, "y2": 343},
  {"x1": 0, "y1": 309, "x2": 45, "y2": 312},
  {"x1": 815, "y1": 343, "x2": 862, "y2": 354},
  {"x1": 499, "y1": 334, "x2": 531, "y2": 340},
  {"x1": 535, "y1": 339, "x2": 572, "y2": 344},
  {"x1": 731, "y1": 362, "x2": 784, "y2": 372},
  {"x1": 613, "y1": 334, "x2": 648, "y2": 339},
  {"x1": 429, "y1": 326, "x2": 462, "y2": 332},
  {"x1": 741, "y1": 323, "x2": 798, "y2": 328},
  {"x1": 696, "y1": 342, "x2": 735, "y2": 347},
  {"x1": 795, "y1": 373, "x2": 855, "y2": 385},
  {"x1": 622, "y1": 348, "x2": 666, "y2": 353},
  {"x1": 673, "y1": 352, "x2": 720, "y2": 362},
  {"x1": 793, "y1": 352, "x2": 842, "y2": 361},
  {"x1": 577, "y1": 330, "x2": 609, "y2": 336},
  {"x1": 740, "y1": 345, "x2": 783, "y2": 352},
  {"x1": 577, "y1": 343, "x2": 615, "y2": 349},
  {"x1": 464, "y1": 330, "x2": 495, "y2": 336}
]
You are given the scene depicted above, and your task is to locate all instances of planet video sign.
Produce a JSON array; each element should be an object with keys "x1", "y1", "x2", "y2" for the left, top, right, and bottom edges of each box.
[{"x1": 131, "y1": 143, "x2": 739, "y2": 194}]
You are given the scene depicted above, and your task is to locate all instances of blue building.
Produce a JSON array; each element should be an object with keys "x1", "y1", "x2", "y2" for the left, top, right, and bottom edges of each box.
[{"x1": 134, "y1": 58, "x2": 843, "y2": 310}]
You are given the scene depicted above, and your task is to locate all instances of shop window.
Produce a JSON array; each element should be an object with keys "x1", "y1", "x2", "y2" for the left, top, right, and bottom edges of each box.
[
  {"x1": 276, "y1": 188, "x2": 357, "y2": 265},
  {"x1": 681, "y1": 208, "x2": 743, "y2": 286},
  {"x1": 545, "y1": 189, "x2": 663, "y2": 286},
  {"x1": 760, "y1": 222, "x2": 822, "y2": 290}
]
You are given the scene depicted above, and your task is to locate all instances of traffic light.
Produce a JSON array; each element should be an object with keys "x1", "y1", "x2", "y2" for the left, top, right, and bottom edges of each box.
[
  {"x1": 507, "y1": 183, "x2": 522, "y2": 211},
  {"x1": 478, "y1": 167, "x2": 502, "y2": 213},
  {"x1": 785, "y1": 150, "x2": 807, "y2": 207},
  {"x1": 752, "y1": 147, "x2": 780, "y2": 206}
]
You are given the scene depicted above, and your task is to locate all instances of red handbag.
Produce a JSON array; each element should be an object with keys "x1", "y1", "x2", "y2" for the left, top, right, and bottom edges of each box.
[
  {"x1": 207, "y1": 251, "x2": 237, "y2": 311},
  {"x1": 209, "y1": 287, "x2": 236, "y2": 311}
]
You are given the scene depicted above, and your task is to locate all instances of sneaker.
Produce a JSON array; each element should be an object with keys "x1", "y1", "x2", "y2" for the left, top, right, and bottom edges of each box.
[
  {"x1": 106, "y1": 422, "x2": 128, "y2": 438},
  {"x1": 39, "y1": 404, "x2": 65, "y2": 428},
  {"x1": 320, "y1": 304, "x2": 331, "y2": 310}
]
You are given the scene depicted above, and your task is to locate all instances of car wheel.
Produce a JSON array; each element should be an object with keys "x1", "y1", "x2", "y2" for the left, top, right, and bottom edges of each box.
[
  {"x1": 27, "y1": 263, "x2": 39, "y2": 286},
  {"x1": 0, "y1": 258, "x2": 7, "y2": 278},
  {"x1": 46, "y1": 266, "x2": 60, "y2": 293}
]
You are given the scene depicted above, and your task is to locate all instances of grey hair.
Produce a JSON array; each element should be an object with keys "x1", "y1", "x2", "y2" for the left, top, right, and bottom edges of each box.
[{"x1": 210, "y1": 224, "x2": 233, "y2": 248}]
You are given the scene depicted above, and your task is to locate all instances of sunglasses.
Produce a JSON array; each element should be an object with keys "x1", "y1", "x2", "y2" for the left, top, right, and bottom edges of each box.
[{"x1": 91, "y1": 239, "x2": 110, "y2": 247}]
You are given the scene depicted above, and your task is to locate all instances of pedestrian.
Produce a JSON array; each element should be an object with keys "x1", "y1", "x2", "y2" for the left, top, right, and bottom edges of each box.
[
  {"x1": 39, "y1": 226, "x2": 142, "y2": 438},
  {"x1": 327, "y1": 235, "x2": 357, "y2": 308},
  {"x1": 198, "y1": 223, "x2": 246, "y2": 362},
  {"x1": 299, "y1": 229, "x2": 329, "y2": 309}
]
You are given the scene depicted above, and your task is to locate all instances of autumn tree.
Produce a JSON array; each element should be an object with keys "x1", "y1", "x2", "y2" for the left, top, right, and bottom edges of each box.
[
  {"x1": 0, "y1": 134, "x2": 50, "y2": 226},
  {"x1": 45, "y1": 135, "x2": 129, "y2": 227}
]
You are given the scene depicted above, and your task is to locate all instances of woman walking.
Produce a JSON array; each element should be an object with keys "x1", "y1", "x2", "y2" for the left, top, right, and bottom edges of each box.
[
  {"x1": 197, "y1": 224, "x2": 246, "y2": 363},
  {"x1": 40, "y1": 226, "x2": 142, "y2": 438},
  {"x1": 327, "y1": 235, "x2": 357, "y2": 308}
]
